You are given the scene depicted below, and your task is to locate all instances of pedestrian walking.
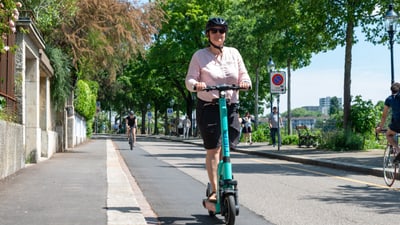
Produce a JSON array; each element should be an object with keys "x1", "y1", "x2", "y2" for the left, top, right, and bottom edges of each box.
[
  {"x1": 183, "y1": 116, "x2": 191, "y2": 139},
  {"x1": 242, "y1": 112, "x2": 253, "y2": 145},
  {"x1": 269, "y1": 106, "x2": 282, "y2": 147}
]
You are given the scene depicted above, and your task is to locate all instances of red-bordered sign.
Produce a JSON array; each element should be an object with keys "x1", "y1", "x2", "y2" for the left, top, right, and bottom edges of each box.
[
  {"x1": 272, "y1": 73, "x2": 284, "y2": 86},
  {"x1": 270, "y1": 71, "x2": 286, "y2": 94}
]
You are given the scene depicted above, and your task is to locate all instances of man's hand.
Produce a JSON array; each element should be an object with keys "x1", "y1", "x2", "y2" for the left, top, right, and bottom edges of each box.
[{"x1": 375, "y1": 126, "x2": 382, "y2": 133}]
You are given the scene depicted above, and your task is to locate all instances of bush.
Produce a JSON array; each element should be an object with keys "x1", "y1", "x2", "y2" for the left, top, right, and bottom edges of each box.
[
  {"x1": 318, "y1": 129, "x2": 364, "y2": 151},
  {"x1": 281, "y1": 135, "x2": 298, "y2": 145},
  {"x1": 251, "y1": 123, "x2": 270, "y2": 142}
]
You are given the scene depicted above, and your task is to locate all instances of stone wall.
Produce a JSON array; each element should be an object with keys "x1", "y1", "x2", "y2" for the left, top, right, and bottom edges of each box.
[
  {"x1": 0, "y1": 120, "x2": 24, "y2": 179},
  {"x1": 41, "y1": 130, "x2": 58, "y2": 158}
]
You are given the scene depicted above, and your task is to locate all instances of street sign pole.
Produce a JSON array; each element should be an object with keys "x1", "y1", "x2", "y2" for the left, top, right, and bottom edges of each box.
[
  {"x1": 270, "y1": 71, "x2": 286, "y2": 151},
  {"x1": 277, "y1": 95, "x2": 281, "y2": 151}
]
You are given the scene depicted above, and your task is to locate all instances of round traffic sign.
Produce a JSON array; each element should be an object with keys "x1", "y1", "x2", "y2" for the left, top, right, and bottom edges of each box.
[{"x1": 272, "y1": 73, "x2": 284, "y2": 86}]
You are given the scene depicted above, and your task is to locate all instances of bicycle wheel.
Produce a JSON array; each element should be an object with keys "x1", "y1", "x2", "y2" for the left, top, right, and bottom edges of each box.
[
  {"x1": 223, "y1": 195, "x2": 236, "y2": 225},
  {"x1": 129, "y1": 130, "x2": 133, "y2": 150},
  {"x1": 383, "y1": 146, "x2": 398, "y2": 187}
]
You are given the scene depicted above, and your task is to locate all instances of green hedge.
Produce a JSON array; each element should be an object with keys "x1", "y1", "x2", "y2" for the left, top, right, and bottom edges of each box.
[{"x1": 74, "y1": 80, "x2": 98, "y2": 136}]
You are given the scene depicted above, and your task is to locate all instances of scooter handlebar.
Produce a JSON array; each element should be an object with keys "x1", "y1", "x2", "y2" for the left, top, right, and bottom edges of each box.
[{"x1": 194, "y1": 84, "x2": 247, "y2": 92}]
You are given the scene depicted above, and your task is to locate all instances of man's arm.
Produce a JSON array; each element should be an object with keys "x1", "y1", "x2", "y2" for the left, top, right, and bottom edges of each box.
[{"x1": 377, "y1": 105, "x2": 390, "y2": 131}]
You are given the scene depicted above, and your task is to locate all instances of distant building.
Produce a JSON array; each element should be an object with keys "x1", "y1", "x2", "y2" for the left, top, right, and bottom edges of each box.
[
  {"x1": 302, "y1": 106, "x2": 320, "y2": 112},
  {"x1": 319, "y1": 96, "x2": 342, "y2": 115},
  {"x1": 291, "y1": 117, "x2": 317, "y2": 129}
]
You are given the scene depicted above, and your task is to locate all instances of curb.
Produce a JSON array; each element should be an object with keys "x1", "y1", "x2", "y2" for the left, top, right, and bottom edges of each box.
[{"x1": 233, "y1": 148, "x2": 383, "y2": 178}]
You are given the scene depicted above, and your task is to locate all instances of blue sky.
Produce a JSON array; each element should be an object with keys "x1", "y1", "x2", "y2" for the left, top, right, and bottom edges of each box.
[{"x1": 275, "y1": 31, "x2": 400, "y2": 113}]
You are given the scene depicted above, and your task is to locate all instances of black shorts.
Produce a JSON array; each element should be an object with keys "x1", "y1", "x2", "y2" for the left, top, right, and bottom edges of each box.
[
  {"x1": 242, "y1": 126, "x2": 252, "y2": 133},
  {"x1": 390, "y1": 121, "x2": 400, "y2": 133},
  {"x1": 196, "y1": 99, "x2": 240, "y2": 150}
]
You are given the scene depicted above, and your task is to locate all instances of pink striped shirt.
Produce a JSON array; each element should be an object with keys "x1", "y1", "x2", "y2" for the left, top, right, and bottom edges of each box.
[{"x1": 185, "y1": 47, "x2": 251, "y2": 103}]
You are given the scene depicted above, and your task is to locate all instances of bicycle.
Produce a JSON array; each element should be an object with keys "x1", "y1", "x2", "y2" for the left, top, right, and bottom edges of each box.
[
  {"x1": 128, "y1": 126, "x2": 135, "y2": 150},
  {"x1": 200, "y1": 84, "x2": 245, "y2": 225},
  {"x1": 379, "y1": 129, "x2": 399, "y2": 187}
]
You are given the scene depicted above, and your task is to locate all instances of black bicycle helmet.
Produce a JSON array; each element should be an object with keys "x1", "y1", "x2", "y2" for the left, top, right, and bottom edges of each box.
[
  {"x1": 206, "y1": 17, "x2": 228, "y2": 53},
  {"x1": 205, "y1": 17, "x2": 228, "y2": 32}
]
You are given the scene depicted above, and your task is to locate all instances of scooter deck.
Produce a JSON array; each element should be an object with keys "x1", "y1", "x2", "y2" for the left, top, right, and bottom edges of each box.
[{"x1": 202, "y1": 199, "x2": 216, "y2": 212}]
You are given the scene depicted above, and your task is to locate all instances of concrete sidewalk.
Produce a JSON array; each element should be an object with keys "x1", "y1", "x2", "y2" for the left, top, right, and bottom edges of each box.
[
  {"x1": 162, "y1": 136, "x2": 386, "y2": 178},
  {"x1": 0, "y1": 138, "x2": 151, "y2": 225}
]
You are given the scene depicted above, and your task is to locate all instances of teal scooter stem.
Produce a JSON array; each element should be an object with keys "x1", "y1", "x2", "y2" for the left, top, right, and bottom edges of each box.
[{"x1": 202, "y1": 84, "x2": 244, "y2": 225}]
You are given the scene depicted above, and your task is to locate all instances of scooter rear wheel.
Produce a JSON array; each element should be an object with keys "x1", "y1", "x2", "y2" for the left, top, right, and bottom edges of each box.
[{"x1": 224, "y1": 195, "x2": 236, "y2": 225}]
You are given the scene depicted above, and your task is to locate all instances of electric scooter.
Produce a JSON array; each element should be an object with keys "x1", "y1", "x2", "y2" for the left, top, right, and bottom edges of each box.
[{"x1": 201, "y1": 84, "x2": 243, "y2": 225}]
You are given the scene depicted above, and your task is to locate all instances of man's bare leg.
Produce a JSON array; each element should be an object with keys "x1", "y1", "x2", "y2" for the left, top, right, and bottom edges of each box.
[{"x1": 387, "y1": 129, "x2": 399, "y2": 152}]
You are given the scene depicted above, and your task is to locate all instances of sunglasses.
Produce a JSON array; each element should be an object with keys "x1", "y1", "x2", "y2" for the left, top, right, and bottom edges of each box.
[{"x1": 209, "y1": 28, "x2": 226, "y2": 34}]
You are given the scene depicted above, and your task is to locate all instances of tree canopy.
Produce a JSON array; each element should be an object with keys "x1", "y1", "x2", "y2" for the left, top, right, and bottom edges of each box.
[{"x1": 13, "y1": 0, "x2": 400, "y2": 134}]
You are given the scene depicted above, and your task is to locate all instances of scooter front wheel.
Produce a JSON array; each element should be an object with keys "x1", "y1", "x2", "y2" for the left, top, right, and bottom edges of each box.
[{"x1": 224, "y1": 195, "x2": 236, "y2": 225}]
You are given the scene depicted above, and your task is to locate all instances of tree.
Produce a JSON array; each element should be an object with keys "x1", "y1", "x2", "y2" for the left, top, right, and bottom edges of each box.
[
  {"x1": 56, "y1": 0, "x2": 164, "y2": 81},
  {"x1": 282, "y1": 107, "x2": 322, "y2": 118},
  {"x1": 350, "y1": 95, "x2": 378, "y2": 148},
  {"x1": 146, "y1": 0, "x2": 227, "y2": 131},
  {"x1": 224, "y1": 1, "x2": 278, "y2": 128},
  {"x1": 239, "y1": 0, "x2": 338, "y2": 134},
  {"x1": 318, "y1": 0, "x2": 388, "y2": 130},
  {"x1": 22, "y1": 0, "x2": 164, "y2": 83},
  {"x1": 21, "y1": 0, "x2": 165, "y2": 129},
  {"x1": 329, "y1": 96, "x2": 341, "y2": 116}
]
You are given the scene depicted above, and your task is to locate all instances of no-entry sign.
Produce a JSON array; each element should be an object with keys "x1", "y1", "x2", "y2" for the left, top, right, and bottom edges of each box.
[{"x1": 270, "y1": 71, "x2": 286, "y2": 94}]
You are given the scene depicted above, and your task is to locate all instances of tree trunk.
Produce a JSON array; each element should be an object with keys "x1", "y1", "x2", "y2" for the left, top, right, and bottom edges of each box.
[
  {"x1": 287, "y1": 59, "x2": 292, "y2": 135},
  {"x1": 343, "y1": 20, "x2": 354, "y2": 130},
  {"x1": 254, "y1": 66, "x2": 260, "y2": 130},
  {"x1": 154, "y1": 106, "x2": 159, "y2": 134},
  {"x1": 141, "y1": 109, "x2": 146, "y2": 134}
]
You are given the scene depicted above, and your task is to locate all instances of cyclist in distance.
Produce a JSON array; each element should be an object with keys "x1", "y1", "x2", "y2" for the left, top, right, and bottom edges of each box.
[
  {"x1": 185, "y1": 17, "x2": 251, "y2": 202},
  {"x1": 376, "y1": 82, "x2": 400, "y2": 163},
  {"x1": 125, "y1": 111, "x2": 137, "y2": 146}
]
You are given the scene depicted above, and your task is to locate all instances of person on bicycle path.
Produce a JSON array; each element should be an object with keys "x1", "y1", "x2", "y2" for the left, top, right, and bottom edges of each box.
[
  {"x1": 376, "y1": 82, "x2": 400, "y2": 163},
  {"x1": 125, "y1": 111, "x2": 137, "y2": 146},
  {"x1": 185, "y1": 17, "x2": 251, "y2": 202},
  {"x1": 269, "y1": 106, "x2": 283, "y2": 147}
]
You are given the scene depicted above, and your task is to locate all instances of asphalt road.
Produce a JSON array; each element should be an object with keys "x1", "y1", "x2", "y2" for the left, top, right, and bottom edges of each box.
[
  {"x1": 114, "y1": 136, "x2": 400, "y2": 225},
  {"x1": 114, "y1": 137, "x2": 273, "y2": 225}
]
